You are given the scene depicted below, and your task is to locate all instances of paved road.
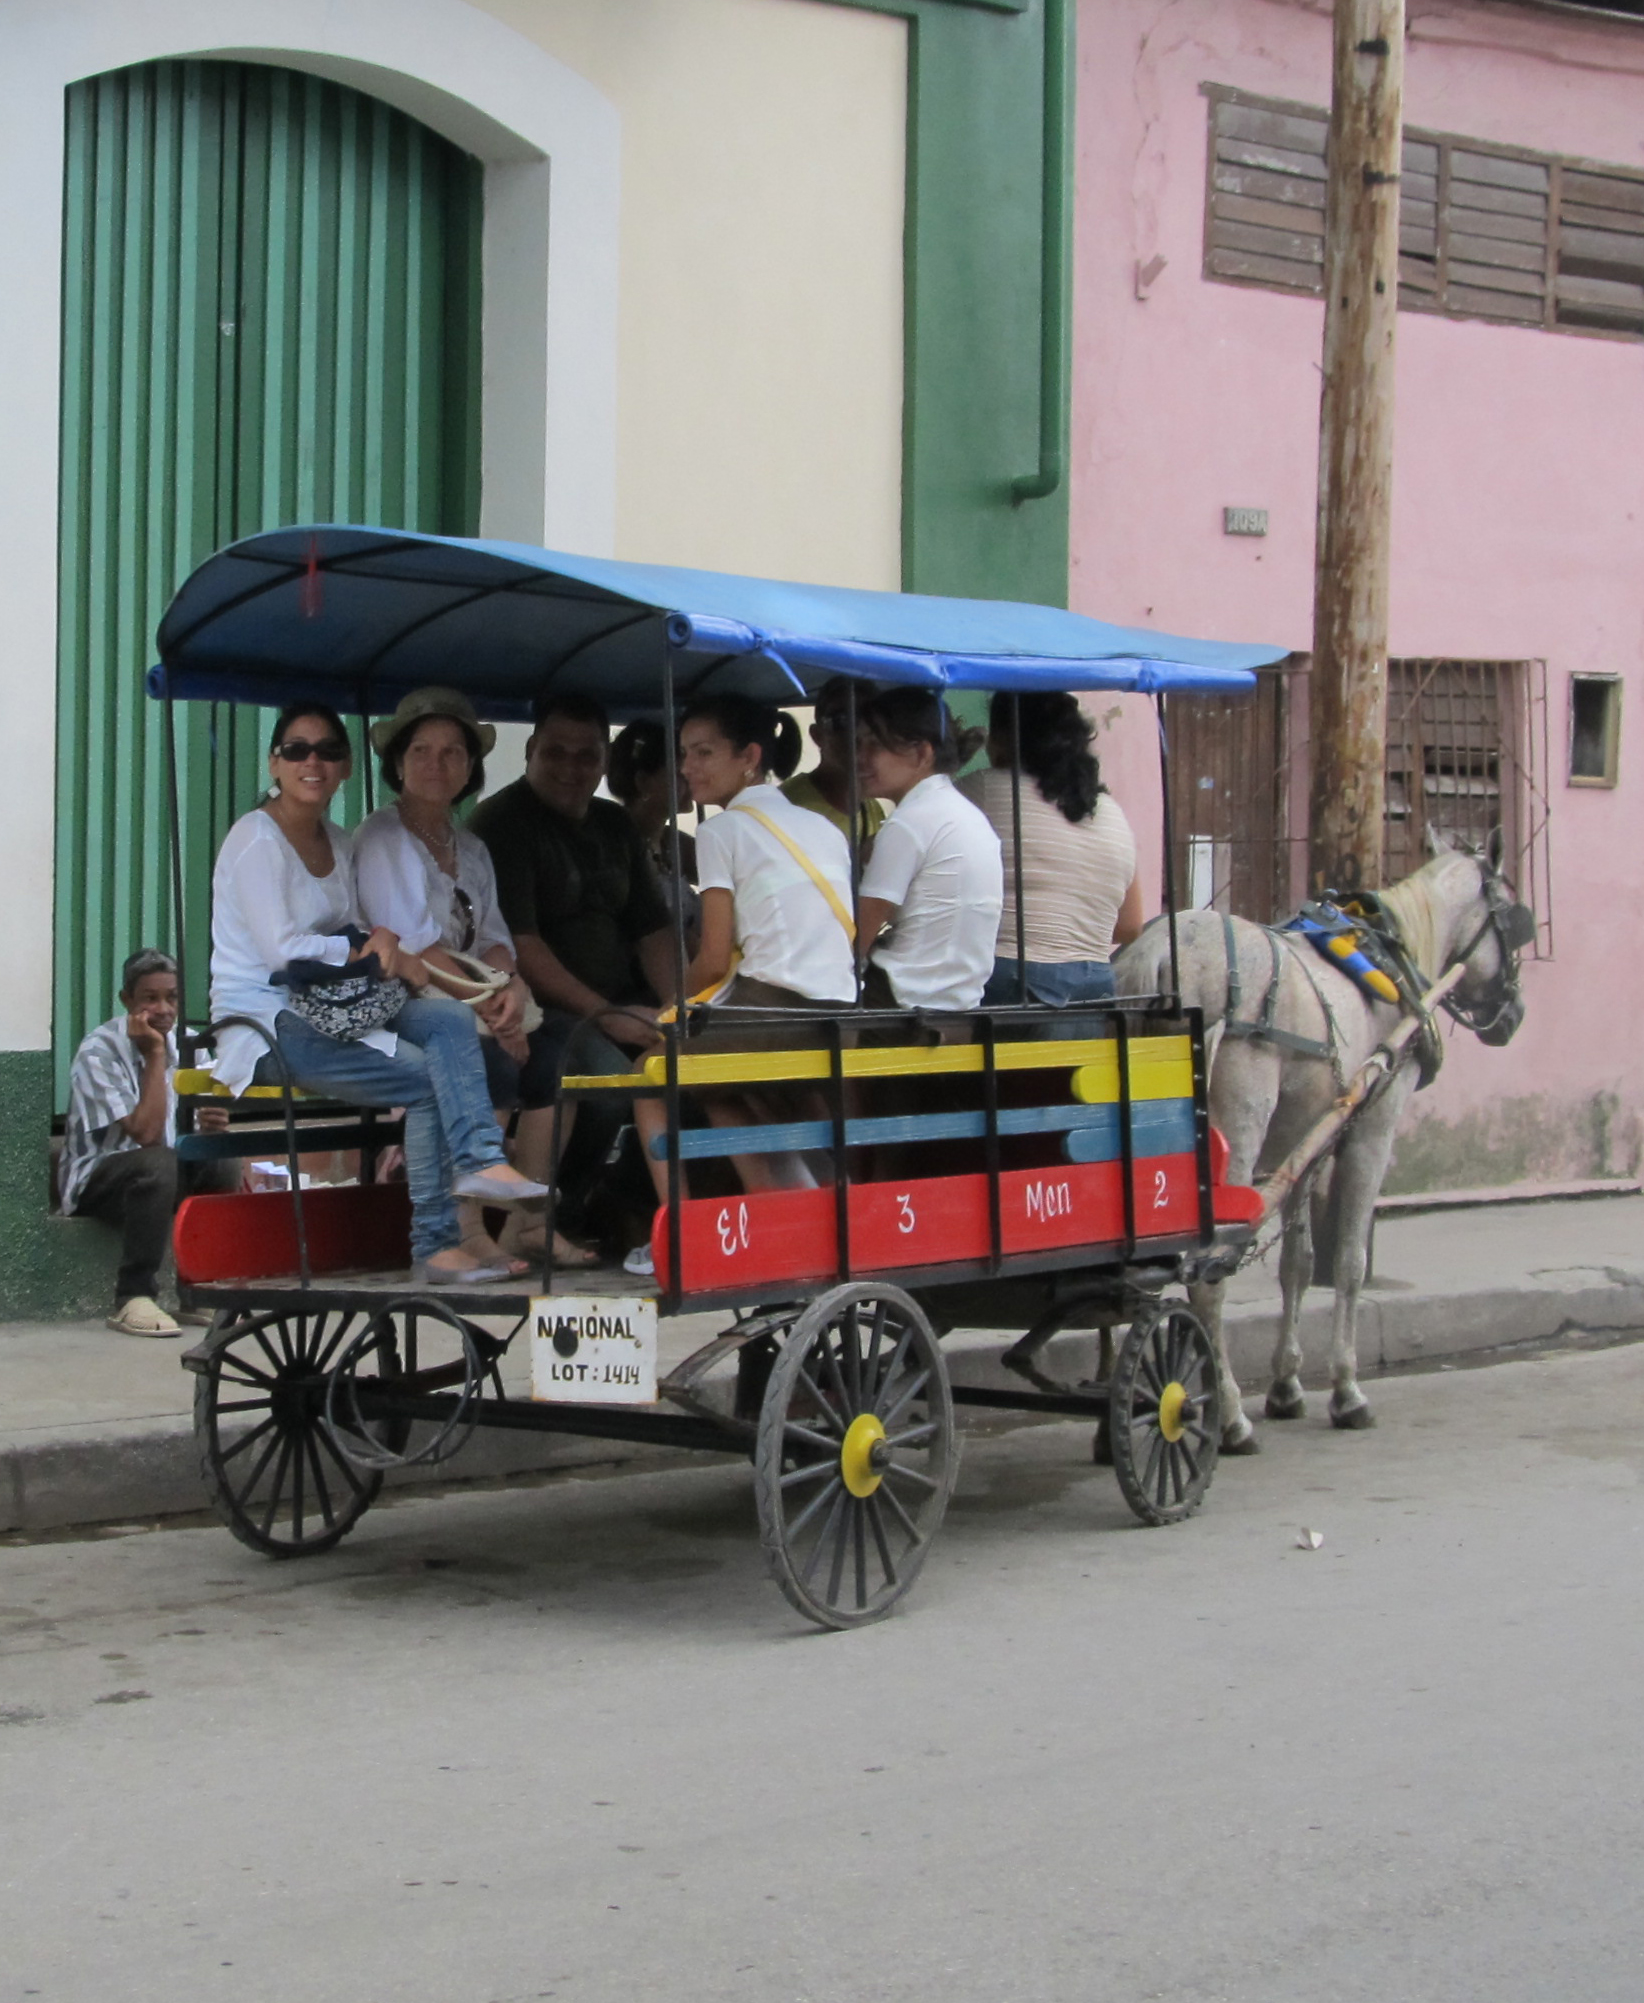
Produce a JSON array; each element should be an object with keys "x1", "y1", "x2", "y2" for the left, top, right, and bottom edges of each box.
[{"x1": 3, "y1": 1341, "x2": 1642, "y2": 2002}]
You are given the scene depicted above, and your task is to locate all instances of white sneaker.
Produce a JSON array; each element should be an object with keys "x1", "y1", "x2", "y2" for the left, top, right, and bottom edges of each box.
[
  {"x1": 622, "y1": 1242, "x2": 655, "y2": 1279},
  {"x1": 107, "y1": 1296, "x2": 181, "y2": 1337}
]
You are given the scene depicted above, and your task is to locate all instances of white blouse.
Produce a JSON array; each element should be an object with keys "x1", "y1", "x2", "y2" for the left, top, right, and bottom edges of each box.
[
  {"x1": 209, "y1": 809, "x2": 372, "y2": 1097},
  {"x1": 694, "y1": 786, "x2": 857, "y2": 1003},
  {"x1": 860, "y1": 774, "x2": 1003, "y2": 1011},
  {"x1": 353, "y1": 806, "x2": 514, "y2": 961}
]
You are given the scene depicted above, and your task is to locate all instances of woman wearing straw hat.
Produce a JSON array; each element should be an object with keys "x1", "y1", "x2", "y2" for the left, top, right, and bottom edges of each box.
[{"x1": 355, "y1": 687, "x2": 597, "y2": 1272}]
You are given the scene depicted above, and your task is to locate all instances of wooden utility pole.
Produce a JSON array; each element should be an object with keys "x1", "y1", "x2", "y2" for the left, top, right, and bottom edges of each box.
[{"x1": 1308, "y1": 0, "x2": 1405, "y2": 896}]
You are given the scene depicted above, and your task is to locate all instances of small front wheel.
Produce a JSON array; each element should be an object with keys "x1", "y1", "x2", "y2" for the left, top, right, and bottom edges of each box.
[
  {"x1": 1109, "y1": 1303, "x2": 1220, "y2": 1526},
  {"x1": 754, "y1": 1284, "x2": 956, "y2": 1630}
]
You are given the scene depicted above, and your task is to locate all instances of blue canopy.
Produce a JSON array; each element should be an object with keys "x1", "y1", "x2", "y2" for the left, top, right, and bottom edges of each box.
[{"x1": 151, "y1": 524, "x2": 1282, "y2": 719}]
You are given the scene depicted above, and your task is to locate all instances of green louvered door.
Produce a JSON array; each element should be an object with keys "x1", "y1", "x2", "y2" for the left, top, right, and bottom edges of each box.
[{"x1": 55, "y1": 59, "x2": 482, "y2": 1100}]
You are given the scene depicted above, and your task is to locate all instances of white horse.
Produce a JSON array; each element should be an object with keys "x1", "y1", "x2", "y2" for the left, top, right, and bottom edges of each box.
[{"x1": 1111, "y1": 844, "x2": 1531, "y2": 1450}]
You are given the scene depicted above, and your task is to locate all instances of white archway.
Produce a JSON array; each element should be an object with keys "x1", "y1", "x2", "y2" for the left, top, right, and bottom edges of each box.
[{"x1": 1, "y1": 0, "x2": 619, "y2": 1050}]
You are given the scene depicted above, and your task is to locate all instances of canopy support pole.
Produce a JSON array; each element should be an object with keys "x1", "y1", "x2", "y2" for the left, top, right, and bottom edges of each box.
[
  {"x1": 1010, "y1": 694, "x2": 1028, "y2": 1003},
  {"x1": 1156, "y1": 692, "x2": 1182, "y2": 1009},
  {"x1": 662, "y1": 630, "x2": 686, "y2": 1309},
  {"x1": 845, "y1": 678, "x2": 864, "y2": 1008},
  {"x1": 162, "y1": 682, "x2": 194, "y2": 1062}
]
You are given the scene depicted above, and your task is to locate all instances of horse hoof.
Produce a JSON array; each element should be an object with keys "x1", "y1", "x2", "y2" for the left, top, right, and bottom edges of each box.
[
  {"x1": 1220, "y1": 1426, "x2": 1262, "y2": 1456},
  {"x1": 1092, "y1": 1420, "x2": 1114, "y2": 1467},
  {"x1": 1265, "y1": 1386, "x2": 1307, "y2": 1421},
  {"x1": 1329, "y1": 1401, "x2": 1376, "y2": 1431}
]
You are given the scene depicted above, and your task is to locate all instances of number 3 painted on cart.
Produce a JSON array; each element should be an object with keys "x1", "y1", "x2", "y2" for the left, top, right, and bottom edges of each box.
[
  {"x1": 1152, "y1": 1169, "x2": 1169, "y2": 1209},
  {"x1": 717, "y1": 1202, "x2": 751, "y2": 1256},
  {"x1": 896, "y1": 1193, "x2": 917, "y2": 1235}
]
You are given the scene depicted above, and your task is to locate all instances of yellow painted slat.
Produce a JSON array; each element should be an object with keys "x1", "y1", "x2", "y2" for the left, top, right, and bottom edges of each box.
[
  {"x1": 619, "y1": 1034, "x2": 1195, "y2": 1098},
  {"x1": 175, "y1": 1068, "x2": 315, "y2": 1100}
]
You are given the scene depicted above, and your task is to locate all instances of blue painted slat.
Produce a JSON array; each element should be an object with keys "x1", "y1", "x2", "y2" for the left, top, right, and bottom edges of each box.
[{"x1": 648, "y1": 1098, "x2": 1198, "y2": 1163}]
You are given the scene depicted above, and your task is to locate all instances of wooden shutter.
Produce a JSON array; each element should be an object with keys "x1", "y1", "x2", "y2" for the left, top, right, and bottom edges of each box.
[
  {"x1": 1556, "y1": 167, "x2": 1644, "y2": 335},
  {"x1": 1204, "y1": 95, "x2": 1328, "y2": 295}
]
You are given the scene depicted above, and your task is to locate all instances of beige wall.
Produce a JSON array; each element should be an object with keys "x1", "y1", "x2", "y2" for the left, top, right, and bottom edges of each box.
[{"x1": 478, "y1": 0, "x2": 907, "y2": 590}]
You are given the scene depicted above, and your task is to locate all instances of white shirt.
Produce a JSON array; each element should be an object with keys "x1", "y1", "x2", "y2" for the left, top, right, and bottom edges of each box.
[
  {"x1": 60, "y1": 1018, "x2": 177, "y2": 1213},
  {"x1": 959, "y1": 769, "x2": 1137, "y2": 964},
  {"x1": 353, "y1": 806, "x2": 514, "y2": 960},
  {"x1": 860, "y1": 774, "x2": 1003, "y2": 1010},
  {"x1": 209, "y1": 809, "x2": 378, "y2": 1096},
  {"x1": 694, "y1": 786, "x2": 857, "y2": 1003}
]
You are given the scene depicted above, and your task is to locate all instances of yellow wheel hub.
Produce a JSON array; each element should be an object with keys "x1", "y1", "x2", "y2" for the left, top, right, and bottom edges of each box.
[
  {"x1": 839, "y1": 1412, "x2": 888, "y2": 1497},
  {"x1": 1158, "y1": 1382, "x2": 1188, "y2": 1444}
]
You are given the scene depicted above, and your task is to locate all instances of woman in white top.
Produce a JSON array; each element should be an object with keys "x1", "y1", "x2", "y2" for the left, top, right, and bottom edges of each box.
[
  {"x1": 209, "y1": 702, "x2": 546, "y2": 1284},
  {"x1": 354, "y1": 685, "x2": 594, "y2": 1274},
  {"x1": 855, "y1": 688, "x2": 1003, "y2": 1014},
  {"x1": 957, "y1": 691, "x2": 1143, "y2": 1006},
  {"x1": 629, "y1": 693, "x2": 855, "y2": 1259}
]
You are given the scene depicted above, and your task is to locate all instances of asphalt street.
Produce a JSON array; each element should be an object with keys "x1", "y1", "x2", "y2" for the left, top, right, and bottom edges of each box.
[{"x1": 3, "y1": 1339, "x2": 1642, "y2": 2003}]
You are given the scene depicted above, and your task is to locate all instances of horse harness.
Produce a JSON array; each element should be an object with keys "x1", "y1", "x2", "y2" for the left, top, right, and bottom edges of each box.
[{"x1": 1220, "y1": 901, "x2": 1444, "y2": 1093}]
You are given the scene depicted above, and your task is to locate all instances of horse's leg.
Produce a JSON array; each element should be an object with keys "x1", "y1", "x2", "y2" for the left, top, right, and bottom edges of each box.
[
  {"x1": 1323, "y1": 1087, "x2": 1408, "y2": 1429},
  {"x1": 1265, "y1": 1187, "x2": 1313, "y2": 1419},
  {"x1": 1091, "y1": 1323, "x2": 1117, "y2": 1464},
  {"x1": 1186, "y1": 1271, "x2": 1257, "y2": 1453}
]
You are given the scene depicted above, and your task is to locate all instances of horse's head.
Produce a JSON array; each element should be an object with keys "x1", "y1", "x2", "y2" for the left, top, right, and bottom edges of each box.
[{"x1": 1442, "y1": 832, "x2": 1534, "y2": 1046}]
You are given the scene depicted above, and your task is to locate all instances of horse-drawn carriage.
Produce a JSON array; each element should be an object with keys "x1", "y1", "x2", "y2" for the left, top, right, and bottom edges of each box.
[{"x1": 154, "y1": 527, "x2": 1284, "y2": 1628}]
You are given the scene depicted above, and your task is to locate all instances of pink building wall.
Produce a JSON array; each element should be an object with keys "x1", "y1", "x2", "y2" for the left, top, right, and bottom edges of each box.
[{"x1": 1073, "y1": 0, "x2": 1644, "y2": 1188}]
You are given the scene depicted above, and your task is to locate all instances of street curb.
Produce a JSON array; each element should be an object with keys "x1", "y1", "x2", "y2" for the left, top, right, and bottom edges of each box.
[{"x1": 5, "y1": 1273, "x2": 1643, "y2": 1535}]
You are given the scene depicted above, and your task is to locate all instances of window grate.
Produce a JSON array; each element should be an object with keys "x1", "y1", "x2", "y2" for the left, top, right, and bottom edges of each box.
[
  {"x1": 1384, "y1": 659, "x2": 1553, "y2": 957},
  {"x1": 1169, "y1": 656, "x2": 1553, "y2": 956}
]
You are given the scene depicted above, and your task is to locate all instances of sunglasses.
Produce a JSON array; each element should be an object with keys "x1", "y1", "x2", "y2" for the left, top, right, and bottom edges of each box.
[{"x1": 275, "y1": 737, "x2": 350, "y2": 764}]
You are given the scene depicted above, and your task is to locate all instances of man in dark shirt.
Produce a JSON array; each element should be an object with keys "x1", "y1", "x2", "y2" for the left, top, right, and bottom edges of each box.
[{"x1": 470, "y1": 688, "x2": 676, "y2": 1098}]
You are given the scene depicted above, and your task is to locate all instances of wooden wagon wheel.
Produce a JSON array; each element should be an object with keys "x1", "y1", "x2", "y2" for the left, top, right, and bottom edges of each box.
[
  {"x1": 1108, "y1": 1302, "x2": 1220, "y2": 1526},
  {"x1": 194, "y1": 1308, "x2": 395, "y2": 1557},
  {"x1": 753, "y1": 1283, "x2": 956, "y2": 1630}
]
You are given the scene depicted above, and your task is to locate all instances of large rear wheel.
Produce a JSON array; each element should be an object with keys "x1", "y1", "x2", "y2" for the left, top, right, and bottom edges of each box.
[
  {"x1": 192, "y1": 1310, "x2": 387, "y2": 1557},
  {"x1": 754, "y1": 1283, "x2": 956, "y2": 1630}
]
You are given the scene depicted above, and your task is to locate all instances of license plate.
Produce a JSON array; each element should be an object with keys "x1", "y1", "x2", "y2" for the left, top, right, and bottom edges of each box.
[{"x1": 530, "y1": 1293, "x2": 658, "y2": 1405}]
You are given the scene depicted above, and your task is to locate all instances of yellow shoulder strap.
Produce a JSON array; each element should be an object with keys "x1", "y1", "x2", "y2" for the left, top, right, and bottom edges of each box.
[{"x1": 730, "y1": 802, "x2": 857, "y2": 942}]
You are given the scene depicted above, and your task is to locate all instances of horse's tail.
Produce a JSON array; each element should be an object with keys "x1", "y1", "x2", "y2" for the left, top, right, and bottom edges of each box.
[{"x1": 1111, "y1": 910, "x2": 1236, "y2": 1029}]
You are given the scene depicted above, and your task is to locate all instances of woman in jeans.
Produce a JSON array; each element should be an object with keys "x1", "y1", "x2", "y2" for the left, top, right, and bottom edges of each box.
[
  {"x1": 209, "y1": 702, "x2": 547, "y2": 1284},
  {"x1": 958, "y1": 690, "x2": 1144, "y2": 1006}
]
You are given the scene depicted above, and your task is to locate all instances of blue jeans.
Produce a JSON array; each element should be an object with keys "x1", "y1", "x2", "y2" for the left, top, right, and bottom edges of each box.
[
  {"x1": 258, "y1": 997, "x2": 508, "y2": 1260},
  {"x1": 982, "y1": 959, "x2": 1117, "y2": 1006}
]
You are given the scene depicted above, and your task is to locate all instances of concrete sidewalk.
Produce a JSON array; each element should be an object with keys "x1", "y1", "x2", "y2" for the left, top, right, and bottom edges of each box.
[{"x1": 3, "y1": 1191, "x2": 1640, "y2": 1534}]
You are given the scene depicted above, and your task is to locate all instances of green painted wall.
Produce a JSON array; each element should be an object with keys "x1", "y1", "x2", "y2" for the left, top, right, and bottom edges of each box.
[{"x1": 829, "y1": 0, "x2": 1071, "y2": 609}]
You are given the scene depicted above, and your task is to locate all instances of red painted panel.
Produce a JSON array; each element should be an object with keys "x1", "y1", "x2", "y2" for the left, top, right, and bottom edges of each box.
[
  {"x1": 653, "y1": 1152, "x2": 1235, "y2": 1296},
  {"x1": 174, "y1": 1185, "x2": 412, "y2": 1284}
]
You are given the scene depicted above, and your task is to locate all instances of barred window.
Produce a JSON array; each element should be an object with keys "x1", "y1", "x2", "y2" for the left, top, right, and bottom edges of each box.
[
  {"x1": 1167, "y1": 655, "x2": 1552, "y2": 954},
  {"x1": 1204, "y1": 86, "x2": 1644, "y2": 340}
]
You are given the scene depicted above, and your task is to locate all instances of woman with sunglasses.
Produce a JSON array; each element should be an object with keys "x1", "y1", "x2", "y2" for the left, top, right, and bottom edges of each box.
[
  {"x1": 209, "y1": 702, "x2": 547, "y2": 1284},
  {"x1": 354, "y1": 688, "x2": 595, "y2": 1272}
]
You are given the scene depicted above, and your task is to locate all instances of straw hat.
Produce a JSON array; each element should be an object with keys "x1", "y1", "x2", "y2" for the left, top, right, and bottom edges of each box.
[{"x1": 369, "y1": 686, "x2": 497, "y2": 757}]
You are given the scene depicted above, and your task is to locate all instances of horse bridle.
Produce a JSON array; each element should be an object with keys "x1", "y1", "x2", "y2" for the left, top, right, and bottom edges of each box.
[{"x1": 1439, "y1": 851, "x2": 1535, "y2": 1038}]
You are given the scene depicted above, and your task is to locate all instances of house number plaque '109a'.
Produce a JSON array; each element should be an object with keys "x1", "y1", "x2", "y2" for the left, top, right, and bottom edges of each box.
[{"x1": 531, "y1": 1295, "x2": 658, "y2": 1404}]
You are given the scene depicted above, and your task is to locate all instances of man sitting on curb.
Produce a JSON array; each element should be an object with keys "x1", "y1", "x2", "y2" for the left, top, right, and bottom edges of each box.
[{"x1": 59, "y1": 947, "x2": 236, "y2": 1336}]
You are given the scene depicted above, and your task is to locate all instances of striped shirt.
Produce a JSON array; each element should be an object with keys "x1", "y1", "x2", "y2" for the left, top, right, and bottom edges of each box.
[
  {"x1": 958, "y1": 770, "x2": 1137, "y2": 965},
  {"x1": 59, "y1": 1016, "x2": 176, "y2": 1214}
]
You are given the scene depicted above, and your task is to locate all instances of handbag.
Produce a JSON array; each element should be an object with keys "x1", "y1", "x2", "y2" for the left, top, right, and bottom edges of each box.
[
  {"x1": 418, "y1": 950, "x2": 545, "y2": 1036},
  {"x1": 273, "y1": 932, "x2": 408, "y2": 1042}
]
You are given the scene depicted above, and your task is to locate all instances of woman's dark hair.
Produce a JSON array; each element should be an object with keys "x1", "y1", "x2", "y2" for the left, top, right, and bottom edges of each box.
[
  {"x1": 268, "y1": 701, "x2": 351, "y2": 758},
  {"x1": 379, "y1": 717, "x2": 485, "y2": 803},
  {"x1": 859, "y1": 687, "x2": 984, "y2": 778},
  {"x1": 678, "y1": 694, "x2": 803, "y2": 782},
  {"x1": 988, "y1": 690, "x2": 1103, "y2": 823},
  {"x1": 608, "y1": 719, "x2": 670, "y2": 806}
]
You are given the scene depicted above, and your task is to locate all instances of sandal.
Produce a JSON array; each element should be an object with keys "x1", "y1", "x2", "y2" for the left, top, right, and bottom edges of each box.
[{"x1": 498, "y1": 1214, "x2": 601, "y2": 1269}]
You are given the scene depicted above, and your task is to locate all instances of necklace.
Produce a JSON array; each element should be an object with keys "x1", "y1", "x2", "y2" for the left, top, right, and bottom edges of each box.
[{"x1": 399, "y1": 803, "x2": 458, "y2": 865}]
